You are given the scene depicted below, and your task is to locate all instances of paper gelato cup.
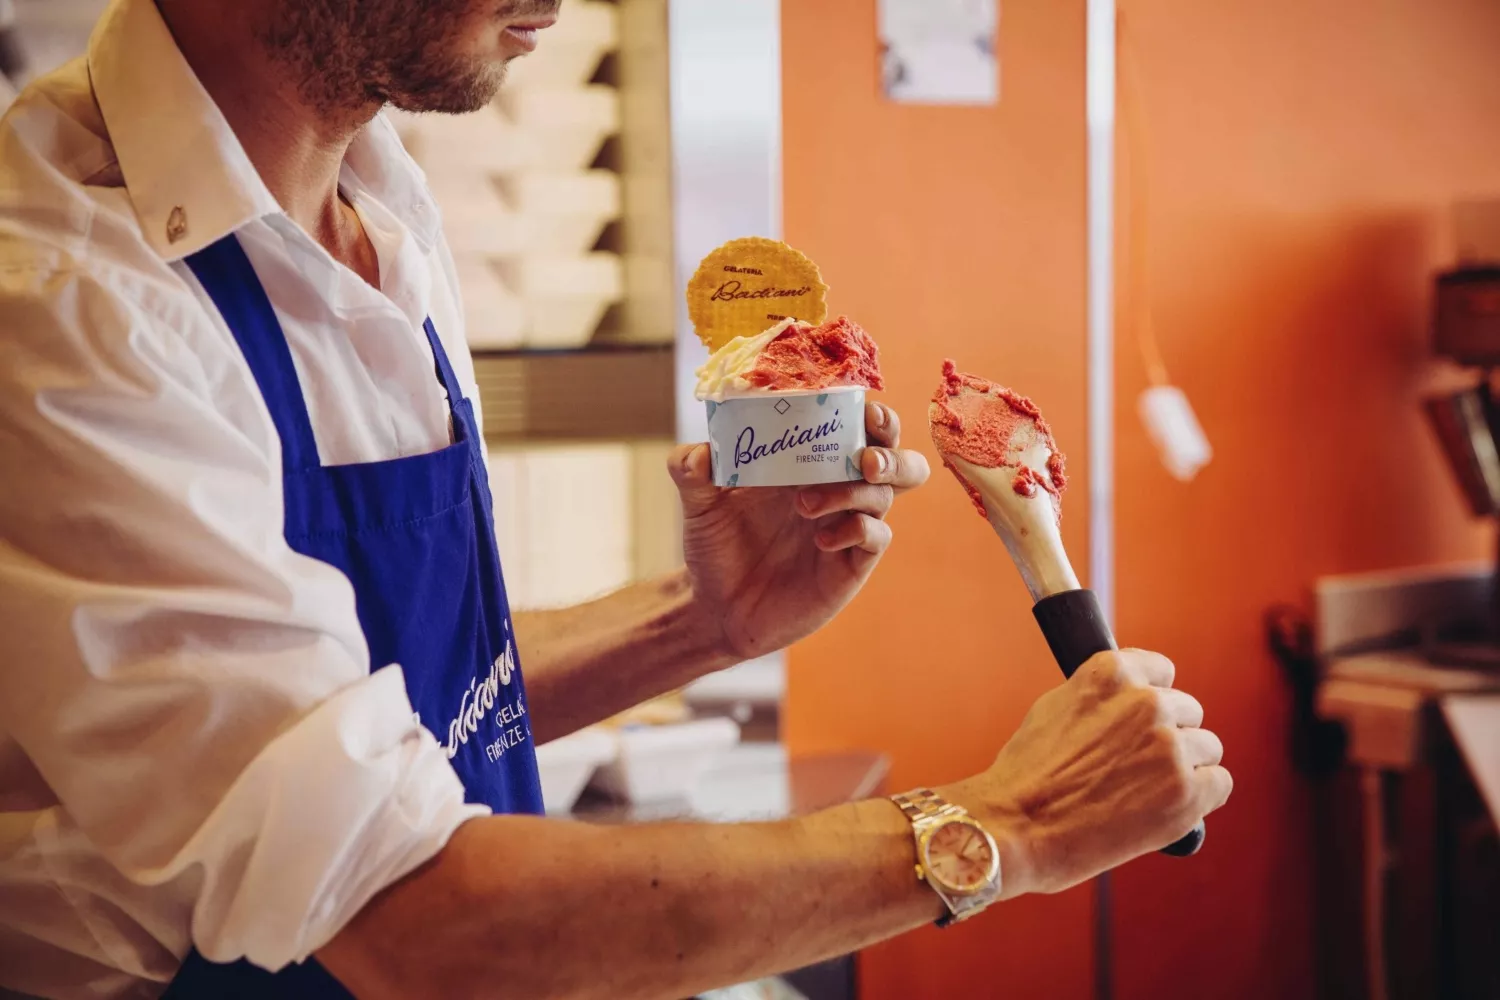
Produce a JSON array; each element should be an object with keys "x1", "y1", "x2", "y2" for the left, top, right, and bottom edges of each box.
[{"x1": 705, "y1": 386, "x2": 867, "y2": 487}]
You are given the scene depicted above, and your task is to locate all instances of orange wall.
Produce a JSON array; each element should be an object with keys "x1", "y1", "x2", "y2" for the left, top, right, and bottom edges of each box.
[
  {"x1": 782, "y1": 1, "x2": 1500, "y2": 999},
  {"x1": 782, "y1": 2, "x2": 1095, "y2": 998}
]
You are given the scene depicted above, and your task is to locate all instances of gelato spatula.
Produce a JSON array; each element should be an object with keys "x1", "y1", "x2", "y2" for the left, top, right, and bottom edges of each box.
[{"x1": 930, "y1": 361, "x2": 1205, "y2": 858}]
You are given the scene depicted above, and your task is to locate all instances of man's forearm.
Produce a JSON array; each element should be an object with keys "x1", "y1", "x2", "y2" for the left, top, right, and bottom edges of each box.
[
  {"x1": 319, "y1": 650, "x2": 1235, "y2": 1000},
  {"x1": 319, "y1": 794, "x2": 964, "y2": 1000},
  {"x1": 516, "y1": 569, "x2": 737, "y2": 743}
]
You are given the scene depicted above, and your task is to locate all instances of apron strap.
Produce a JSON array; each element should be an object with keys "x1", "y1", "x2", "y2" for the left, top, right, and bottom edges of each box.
[
  {"x1": 422, "y1": 317, "x2": 466, "y2": 412},
  {"x1": 184, "y1": 236, "x2": 322, "y2": 472}
]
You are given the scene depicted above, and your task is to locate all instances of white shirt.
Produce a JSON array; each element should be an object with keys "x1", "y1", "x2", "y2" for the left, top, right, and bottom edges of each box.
[{"x1": 0, "y1": 1, "x2": 492, "y2": 996}]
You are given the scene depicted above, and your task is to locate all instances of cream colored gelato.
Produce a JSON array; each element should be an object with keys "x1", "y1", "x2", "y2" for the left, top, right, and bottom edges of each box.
[{"x1": 694, "y1": 318, "x2": 799, "y2": 401}]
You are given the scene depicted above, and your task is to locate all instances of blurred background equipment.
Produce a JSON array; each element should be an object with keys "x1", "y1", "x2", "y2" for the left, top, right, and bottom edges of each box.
[
  {"x1": 1436, "y1": 200, "x2": 1500, "y2": 369},
  {"x1": 1310, "y1": 565, "x2": 1500, "y2": 1000},
  {"x1": 1299, "y1": 197, "x2": 1500, "y2": 999},
  {"x1": 1423, "y1": 197, "x2": 1500, "y2": 668}
]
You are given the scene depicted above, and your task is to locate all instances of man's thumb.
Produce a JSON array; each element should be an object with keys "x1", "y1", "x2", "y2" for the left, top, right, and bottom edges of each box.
[{"x1": 668, "y1": 443, "x2": 720, "y2": 516}]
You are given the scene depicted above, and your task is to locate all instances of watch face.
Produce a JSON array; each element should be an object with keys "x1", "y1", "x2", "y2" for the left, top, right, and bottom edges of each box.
[{"x1": 922, "y1": 818, "x2": 997, "y2": 894}]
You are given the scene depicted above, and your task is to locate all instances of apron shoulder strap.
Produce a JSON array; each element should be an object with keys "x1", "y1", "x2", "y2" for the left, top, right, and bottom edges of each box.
[
  {"x1": 184, "y1": 235, "x2": 322, "y2": 472},
  {"x1": 422, "y1": 317, "x2": 465, "y2": 410}
]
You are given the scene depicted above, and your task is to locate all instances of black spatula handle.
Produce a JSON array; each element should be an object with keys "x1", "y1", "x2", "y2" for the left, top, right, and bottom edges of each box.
[{"x1": 1031, "y1": 588, "x2": 1206, "y2": 858}]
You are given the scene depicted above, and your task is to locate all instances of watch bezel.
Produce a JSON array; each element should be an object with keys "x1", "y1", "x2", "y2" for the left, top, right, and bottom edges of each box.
[{"x1": 917, "y1": 815, "x2": 1000, "y2": 896}]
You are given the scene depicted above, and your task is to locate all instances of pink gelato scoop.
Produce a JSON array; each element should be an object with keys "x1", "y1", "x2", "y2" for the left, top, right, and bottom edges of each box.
[
  {"x1": 928, "y1": 359, "x2": 1068, "y2": 519},
  {"x1": 742, "y1": 316, "x2": 884, "y2": 393}
]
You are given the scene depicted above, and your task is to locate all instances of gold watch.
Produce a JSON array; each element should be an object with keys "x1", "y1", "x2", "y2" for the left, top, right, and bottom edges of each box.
[{"x1": 890, "y1": 788, "x2": 1001, "y2": 927}]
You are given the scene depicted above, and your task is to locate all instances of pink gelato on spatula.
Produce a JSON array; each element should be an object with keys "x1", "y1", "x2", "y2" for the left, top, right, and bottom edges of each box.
[{"x1": 928, "y1": 360, "x2": 1068, "y2": 519}]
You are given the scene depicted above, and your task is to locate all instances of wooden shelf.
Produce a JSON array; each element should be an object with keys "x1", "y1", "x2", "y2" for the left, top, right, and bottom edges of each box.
[{"x1": 473, "y1": 343, "x2": 675, "y2": 442}]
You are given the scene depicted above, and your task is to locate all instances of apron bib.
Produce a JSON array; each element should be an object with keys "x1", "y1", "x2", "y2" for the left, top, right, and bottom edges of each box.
[{"x1": 162, "y1": 235, "x2": 543, "y2": 998}]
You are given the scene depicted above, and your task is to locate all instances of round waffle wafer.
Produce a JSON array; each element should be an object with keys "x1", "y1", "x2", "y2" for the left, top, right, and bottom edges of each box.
[{"x1": 686, "y1": 237, "x2": 828, "y2": 352}]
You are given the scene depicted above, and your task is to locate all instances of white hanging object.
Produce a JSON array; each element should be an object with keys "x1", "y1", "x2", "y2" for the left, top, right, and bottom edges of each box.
[
  {"x1": 1118, "y1": 14, "x2": 1212, "y2": 484},
  {"x1": 1138, "y1": 384, "x2": 1212, "y2": 482}
]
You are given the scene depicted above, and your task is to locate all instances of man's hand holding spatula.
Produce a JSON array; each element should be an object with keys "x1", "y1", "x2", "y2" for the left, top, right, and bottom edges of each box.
[{"x1": 929, "y1": 360, "x2": 1229, "y2": 870}]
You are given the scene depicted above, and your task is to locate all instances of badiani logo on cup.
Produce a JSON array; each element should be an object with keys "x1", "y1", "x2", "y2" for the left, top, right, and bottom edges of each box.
[{"x1": 706, "y1": 387, "x2": 867, "y2": 487}]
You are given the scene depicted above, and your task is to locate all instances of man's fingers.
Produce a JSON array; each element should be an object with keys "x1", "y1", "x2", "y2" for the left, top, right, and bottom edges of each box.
[
  {"x1": 862, "y1": 405, "x2": 933, "y2": 491},
  {"x1": 861, "y1": 446, "x2": 930, "y2": 492},
  {"x1": 799, "y1": 483, "x2": 894, "y2": 520},
  {"x1": 1192, "y1": 764, "x2": 1234, "y2": 816},
  {"x1": 866, "y1": 401, "x2": 900, "y2": 448},
  {"x1": 668, "y1": 443, "x2": 712, "y2": 488},
  {"x1": 1156, "y1": 689, "x2": 1204, "y2": 729},
  {"x1": 815, "y1": 512, "x2": 893, "y2": 557},
  {"x1": 1118, "y1": 648, "x2": 1176, "y2": 689},
  {"x1": 667, "y1": 444, "x2": 719, "y2": 517},
  {"x1": 1175, "y1": 726, "x2": 1223, "y2": 768}
]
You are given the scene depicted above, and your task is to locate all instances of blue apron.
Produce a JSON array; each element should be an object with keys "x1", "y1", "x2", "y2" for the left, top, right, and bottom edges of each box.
[{"x1": 162, "y1": 235, "x2": 544, "y2": 998}]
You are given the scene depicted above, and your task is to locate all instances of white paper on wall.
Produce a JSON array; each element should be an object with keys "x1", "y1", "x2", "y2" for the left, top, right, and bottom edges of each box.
[{"x1": 878, "y1": 0, "x2": 999, "y2": 106}]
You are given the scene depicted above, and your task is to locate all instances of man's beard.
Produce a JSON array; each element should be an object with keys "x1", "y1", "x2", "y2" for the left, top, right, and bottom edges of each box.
[{"x1": 259, "y1": 0, "x2": 549, "y2": 116}]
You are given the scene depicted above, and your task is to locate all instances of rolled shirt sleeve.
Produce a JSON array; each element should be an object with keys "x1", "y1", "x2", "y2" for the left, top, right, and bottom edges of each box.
[{"x1": 0, "y1": 261, "x2": 486, "y2": 970}]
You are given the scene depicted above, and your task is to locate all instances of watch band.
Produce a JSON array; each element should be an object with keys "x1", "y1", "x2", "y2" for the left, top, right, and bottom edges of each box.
[
  {"x1": 892, "y1": 787, "x2": 953, "y2": 821},
  {"x1": 892, "y1": 788, "x2": 971, "y2": 833}
]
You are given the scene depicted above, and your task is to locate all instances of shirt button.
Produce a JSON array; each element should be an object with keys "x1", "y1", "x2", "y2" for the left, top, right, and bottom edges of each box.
[{"x1": 166, "y1": 207, "x2": 188, "y2": 244}]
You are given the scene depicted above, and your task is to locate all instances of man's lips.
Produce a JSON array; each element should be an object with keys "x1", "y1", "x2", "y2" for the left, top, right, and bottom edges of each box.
[{"x1": 501, "y1": 17, "x2": 556, "y2": 53}]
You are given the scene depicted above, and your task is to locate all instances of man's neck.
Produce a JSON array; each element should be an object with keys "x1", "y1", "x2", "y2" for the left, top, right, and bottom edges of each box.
[{"x1": 155, "y1": 1, "x2": 381, "y2": 283}]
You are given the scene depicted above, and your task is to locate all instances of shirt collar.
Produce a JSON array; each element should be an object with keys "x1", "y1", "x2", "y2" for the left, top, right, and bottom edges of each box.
[
  {"x1": 88, "y1": 0, "x2": 442, "y2": 262},
  {"x1": 343, "y1": 115, "x2": 443, "y2": 254},
  {"x1": 88, "y1": 0, "x2": 279, "y2": 261}
]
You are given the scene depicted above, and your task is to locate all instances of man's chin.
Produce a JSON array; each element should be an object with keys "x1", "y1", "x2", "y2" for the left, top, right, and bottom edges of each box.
[{"x1": 387, "y1": 63, "x2": 506, "y2": 115}]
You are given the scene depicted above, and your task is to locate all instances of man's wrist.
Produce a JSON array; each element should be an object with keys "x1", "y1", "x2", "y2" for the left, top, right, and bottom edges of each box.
[
  {"x1": 937, "y1": 778, "x2": 1036, "y2": 901},
  {"x1": 796, "y1": 796, "x2": 950, "y2": 927},
  {"x1": 671, "y1": 568, "x2": 740, "y2": 674},
  {"x1": 515, "y1": 569, "x2": 741, "y2": 741}
]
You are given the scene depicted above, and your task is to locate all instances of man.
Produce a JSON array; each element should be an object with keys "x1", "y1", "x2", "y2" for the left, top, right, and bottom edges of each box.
[{"x1": 0, "y1": 1, "x2": 1231, "y2": 998}]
